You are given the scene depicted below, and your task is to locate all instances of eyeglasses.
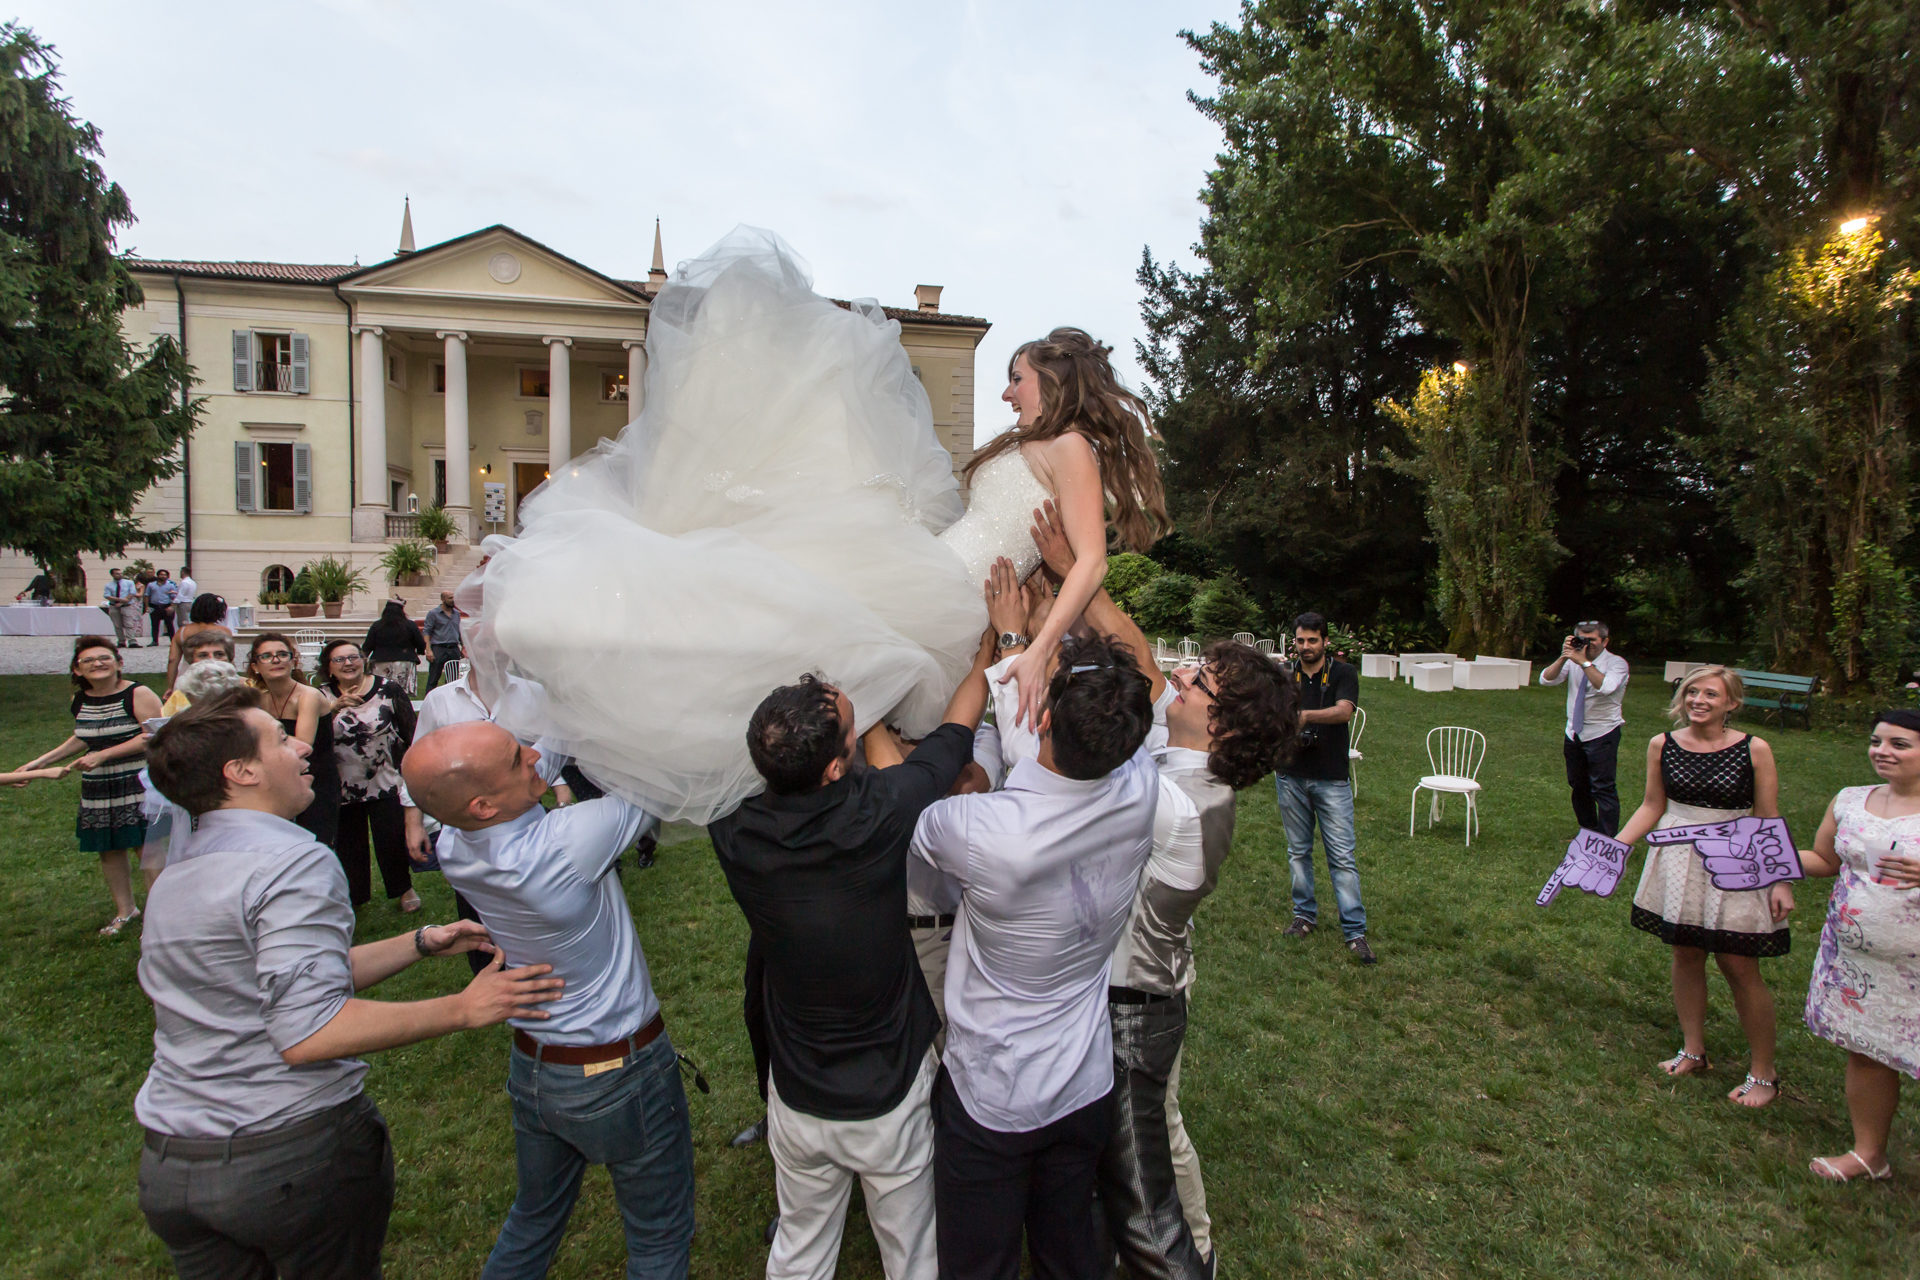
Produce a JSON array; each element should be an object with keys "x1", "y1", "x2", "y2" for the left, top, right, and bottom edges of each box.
[
  {"x1": 330, "y1": 654, "x2": 363, "y2": 666},
  {"x1": 255, "y1": 651, "x2": 293, "y2": 663},
  {"x1": 1176, "y1": 658, "x2": 1217, "y2": 701},
  {"x1": 76, "y1": 655, "x2": 117, "y2": 668}
]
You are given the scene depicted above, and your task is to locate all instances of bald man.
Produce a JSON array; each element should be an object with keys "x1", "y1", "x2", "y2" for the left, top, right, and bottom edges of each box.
[{"x1": 404, "y1": 723, "x2": 692, "y2": 1280}]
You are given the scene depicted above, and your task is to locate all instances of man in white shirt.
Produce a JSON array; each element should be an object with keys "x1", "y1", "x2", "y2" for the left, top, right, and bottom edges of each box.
[
  {"x1": 1540, "y1": 619, "x2": 1631, "y2": 836},
  {"x1": 405, "y1": 723, "x2": 693, "y2": 1280},
  {"x1": 175, "y1": 565, "x2": 197, "y2": 611},
  {"x1": 911, "y1": 631, "x2": 1157, "y2": 1279}
]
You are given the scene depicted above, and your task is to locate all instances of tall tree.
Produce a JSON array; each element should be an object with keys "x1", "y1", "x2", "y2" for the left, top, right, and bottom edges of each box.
[
  {"x1": 1165, "y1": 0, "x2": 1642, "y2": 655},
  {"x1": 0, "y1": 25, "x2": 195, "y2": 580}
]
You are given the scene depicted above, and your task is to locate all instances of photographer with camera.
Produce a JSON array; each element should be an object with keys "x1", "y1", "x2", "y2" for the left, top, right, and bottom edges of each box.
[
  {"x1": 1277, "y1": 613, "x2": 1374, "y2": 964},
  {"x1": 1541, "y1": 620, "x2": 1631, "y2": 837}
]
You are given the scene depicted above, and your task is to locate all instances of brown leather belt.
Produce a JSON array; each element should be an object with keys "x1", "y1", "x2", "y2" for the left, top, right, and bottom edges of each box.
[{"x1": 513, "y1": 1011, "x2": 665, "y2": 1065}]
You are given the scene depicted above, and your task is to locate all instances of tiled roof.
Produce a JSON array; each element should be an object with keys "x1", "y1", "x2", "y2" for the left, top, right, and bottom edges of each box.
[
  {"x1": 129, "y1": 259, "x2": 359, "y2": 284},
  {"x1": 127, "y1": 257, "x2": 988, "y2": 327}
]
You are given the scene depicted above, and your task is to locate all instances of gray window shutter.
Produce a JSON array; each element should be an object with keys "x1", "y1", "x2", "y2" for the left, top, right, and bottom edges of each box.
[
  {"x1": 290, "y1": 333, "x2": 310, "y2": 394},
  {"x1": 234, "y1": 441, "x2": 256, "y2": 511},
  {"x1": 292, "y1": 443, "x2": 312, "y2": 513},
  {"x1": 232, "y1": 330, "x2": 253, "y2": 391}
]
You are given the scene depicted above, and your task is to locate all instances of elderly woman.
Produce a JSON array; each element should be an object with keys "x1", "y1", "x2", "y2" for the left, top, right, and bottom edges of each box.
[
  {"x1": 1615, "y1": 666, "x2": 1791, "y2": 1107},
  {"x1": 163, "y1": 593, "x2": 233, "y2": 695},
  {"x1": 1799, "y1": 708, "x2": 1920, "y2": 1181},
  {"x1": 319, "y1": 638, "x2": 420, "y2": 911},
  {"x1": 16, "y1": 637, "x2": 164, "y2": 934},
  {"x1": 139, "y1": 659, "x2": 253, "y2": 887}
]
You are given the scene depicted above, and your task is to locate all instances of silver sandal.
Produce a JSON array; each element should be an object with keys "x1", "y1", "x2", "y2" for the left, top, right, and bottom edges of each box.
[
  {"x1": 1730, "y1": 1073, "x2": 1780, "y2": 1107},
  {"x1": 1660, "y1": 1049, "x2": 1710, "y2": 1076}
]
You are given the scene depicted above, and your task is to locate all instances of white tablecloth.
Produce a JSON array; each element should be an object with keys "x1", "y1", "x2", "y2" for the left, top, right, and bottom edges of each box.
[{"x1": 0, "y1": 605, "x2": 114, "y2": 636}]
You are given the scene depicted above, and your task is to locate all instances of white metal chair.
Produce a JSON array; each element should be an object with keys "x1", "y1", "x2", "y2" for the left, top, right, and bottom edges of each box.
[
  {"x1": 447, "y1": 659, "x2": 470, "y2": 684},
  {"x1": 293, "y1": 628, "x2": 325, "y2": 648},
  {"x1": 1232, "y1": 632, "x2": 1255, "y2": 647},
  {"x1": 1179, "y1": 638, "x2": 1200, "y2": 661},
  {"x1": 1255, "y1": 638, "x2": 1274, "y2": 655},
  {"x1": 1347, "y1": 706, "x2": 1367, "y2": 798},
  {"x1": 1411, "y1": 726, "x2": 1486, "y2": 846}
]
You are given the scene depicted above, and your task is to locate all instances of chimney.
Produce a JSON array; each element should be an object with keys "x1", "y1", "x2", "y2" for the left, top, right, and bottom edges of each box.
[
  {"x1": 647, "y1": 219, "x2": 668, "y2": 293},
  {"x1": 397, "y1": 196, "x2": 416, "y2": 255},
  {"x1": 914, "y1": 284, "x2": 943, "y2": 313}
]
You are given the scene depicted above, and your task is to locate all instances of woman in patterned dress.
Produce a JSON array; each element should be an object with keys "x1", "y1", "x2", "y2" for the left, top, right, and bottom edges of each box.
[
  {"x1": 1615, "y1": 666, "x2": 1792, "y2": 1107},
  {"x1": 318, "y1": 639, "x2": 419, "y2": 910},
  {"x1": 16, "y1": 637, "x2": 163, "y2": 934},
  {"x1": 1799, "y1": 708, "x2": 1920, "y2": 1181}
]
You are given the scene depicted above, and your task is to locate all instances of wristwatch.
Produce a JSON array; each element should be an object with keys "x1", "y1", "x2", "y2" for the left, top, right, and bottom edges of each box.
[
  {"x1": 997, "y1": 632, "x2": 1030, "y2": 650},
  {"x1": 1578, "y1": 659, "x2": 1594, "y2": 670}
]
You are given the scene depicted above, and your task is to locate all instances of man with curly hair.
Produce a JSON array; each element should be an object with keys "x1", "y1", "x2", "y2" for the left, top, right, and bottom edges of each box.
[{"x1": 1031, "y1": 503, "x2": 1298, "y2": 1279}]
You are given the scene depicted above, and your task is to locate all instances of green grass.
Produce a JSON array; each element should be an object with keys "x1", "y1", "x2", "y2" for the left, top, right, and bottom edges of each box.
[{"x1": 1, "y1": 670, "x2": 1915, "y2": 1277}]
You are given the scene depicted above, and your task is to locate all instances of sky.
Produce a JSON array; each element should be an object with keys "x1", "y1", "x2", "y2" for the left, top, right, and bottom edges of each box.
[{"x1": 33, "y1": 0, "x2": 1234, "y2": 445}]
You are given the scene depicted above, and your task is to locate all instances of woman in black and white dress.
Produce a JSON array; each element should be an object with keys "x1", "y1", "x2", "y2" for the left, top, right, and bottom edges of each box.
[{"x1": 319, "y1": 639, "x2": 419, "y2": 911}]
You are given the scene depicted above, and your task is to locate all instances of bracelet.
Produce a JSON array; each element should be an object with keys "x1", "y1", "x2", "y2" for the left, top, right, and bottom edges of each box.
[{"x1": 413, "y1": 926, "x2": 433, "y2": 957}]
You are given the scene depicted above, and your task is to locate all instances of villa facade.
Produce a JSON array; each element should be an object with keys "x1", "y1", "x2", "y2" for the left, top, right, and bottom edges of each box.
[{"x1": 0, "y1": 219, "x2": 989, "y2": 612}]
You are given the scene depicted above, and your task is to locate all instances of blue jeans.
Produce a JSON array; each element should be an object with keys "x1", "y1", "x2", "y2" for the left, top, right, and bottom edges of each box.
[
  {"x1": 484, "y1": 1032, "x2": 695, "y2": 1280},
  {"x1": 1275, "y1": 774, "x2": 1366, "y2": 939}
]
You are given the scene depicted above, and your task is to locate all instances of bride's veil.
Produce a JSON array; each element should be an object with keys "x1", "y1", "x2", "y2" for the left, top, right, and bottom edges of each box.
[{"x1": 467, "y1": 227, "x2": 983, "y2": 824}]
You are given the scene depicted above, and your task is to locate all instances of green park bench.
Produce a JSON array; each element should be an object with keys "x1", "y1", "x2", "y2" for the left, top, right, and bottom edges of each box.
[{"x1": 1730, "y1": 668, "x2": 1820, "y2": 729}]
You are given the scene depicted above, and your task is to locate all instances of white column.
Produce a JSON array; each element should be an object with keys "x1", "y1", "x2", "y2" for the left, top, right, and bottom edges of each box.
[
  {"x1": 353, "y1": 326, "x2": 386, "y2": 540},
  {"x1": 623, "y1": 338, "x2": 647, "y2": 419},
  {"x1": 437, "y1": 330, "x2": 471, "y2": 533},
  {"x1": 545, "y1": 336, "x2": 573, "y2": 472}
]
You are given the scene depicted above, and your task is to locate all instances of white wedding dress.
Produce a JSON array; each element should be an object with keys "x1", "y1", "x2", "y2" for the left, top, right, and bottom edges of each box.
[{"x1": 469, "y1": 227, "x2": 1050, "y2": 823}]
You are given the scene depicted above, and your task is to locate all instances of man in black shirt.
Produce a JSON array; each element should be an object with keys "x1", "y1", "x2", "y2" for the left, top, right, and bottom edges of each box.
[
  {"x1": 1276, "y1": 611, "x2": 1376, "y2": 964},
  {"x1": 709, "y1": 632, "x2": 994, "y2": 1280}
]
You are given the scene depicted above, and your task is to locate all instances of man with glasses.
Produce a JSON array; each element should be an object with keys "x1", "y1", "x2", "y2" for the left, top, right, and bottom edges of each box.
[
  {"x1": 1540, "y1": 619, "x2": 1630, "y2": 837},
  {"x1": 1277, "y1": 612, "x2": 1374, "y2": 964}
]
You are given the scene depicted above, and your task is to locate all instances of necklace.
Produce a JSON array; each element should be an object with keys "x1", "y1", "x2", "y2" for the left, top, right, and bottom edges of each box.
[{"x1": 266, "y1": 681, "x2": 299, "y2": 721}]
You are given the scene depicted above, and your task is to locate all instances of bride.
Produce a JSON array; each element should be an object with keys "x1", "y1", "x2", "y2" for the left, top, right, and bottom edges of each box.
[{"x1": 470, "y1": 227, "x2": 1167, "y2": 823}]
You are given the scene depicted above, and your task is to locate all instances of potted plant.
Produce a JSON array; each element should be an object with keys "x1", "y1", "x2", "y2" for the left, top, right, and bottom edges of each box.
[
  {"x1": 304, "y1": 556, "x2": 367, "y2": 619},
  {"x1": 379, "y1": 538, "x2": 436, "y2": 587},
  {"x1": 416, "y1": 505, "x2": 457, "y2": 551},
  {"x1": 286, "y1": 570, "x2": 320, "y2": 618}
]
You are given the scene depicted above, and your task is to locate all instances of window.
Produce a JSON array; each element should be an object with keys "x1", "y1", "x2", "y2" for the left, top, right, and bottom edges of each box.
[
  {"x1": 233, "y1": 440, "x2": 311, "y2": 513},
  {"x1": 432, "y1": 362, "x2": 446, "y2": 394},
  {"x1": 433, "y1": 459, "x2": 447, "y2": 509},
  {"x1": 389, "y1": 479, "x2": 406, "y2": 511},
  {"x1": 518, "y1": 367, "x2": 551, "y2": 398},
  {"x1": 601, "y1": 370, "x2": 629, "y2": 403},
  {"x1": 386, "y1": 352, "x2": 405, "y2": 389},
  {"x1": 262, "y1": 564, "x2": 295, "y2": 595},
  {"x1": 231, "y1": 329, "x2": 309, "y2": 394}
]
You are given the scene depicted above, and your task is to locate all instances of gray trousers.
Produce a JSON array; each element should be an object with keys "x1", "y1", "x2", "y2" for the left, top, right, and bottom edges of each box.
[
  {"x1": 138, "y1": 1093, "x2": 395, "y2": 1279},
  {"x1": 1098, "y1": 990, "x2": 1209, "y2": 1280},
  {"x1": 109, "y1": 598, "x2": 141, "y2": 646}
]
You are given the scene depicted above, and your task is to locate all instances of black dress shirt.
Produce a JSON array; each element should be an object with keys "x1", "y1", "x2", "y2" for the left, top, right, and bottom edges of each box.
[
  {"x1": 710, "y1": 721, "x2": 972, "y2": 1121},
  {"x1": 1282, "y1": 658, "x2": 1360, "y2": 781}
]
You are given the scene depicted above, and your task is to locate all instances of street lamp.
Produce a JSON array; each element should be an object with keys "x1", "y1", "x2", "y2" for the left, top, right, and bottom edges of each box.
[{"x1": 1840, "y1": 215, "x2": 1874, "y2": 236}]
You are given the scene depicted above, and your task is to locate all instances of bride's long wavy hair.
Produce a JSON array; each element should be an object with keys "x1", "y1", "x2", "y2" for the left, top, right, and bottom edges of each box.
[{"x1": 964, "y1": 327, "x2": 1170, "y2": 553}]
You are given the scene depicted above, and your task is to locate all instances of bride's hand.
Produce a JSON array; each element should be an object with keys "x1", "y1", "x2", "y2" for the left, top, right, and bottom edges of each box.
[{"x1": 1000, "y1": 641, "x2": 1053, "y2": 728}]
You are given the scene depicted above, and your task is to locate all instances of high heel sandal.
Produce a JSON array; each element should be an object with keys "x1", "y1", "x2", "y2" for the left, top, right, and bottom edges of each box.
[{"x1": 1659, "y1": 1049, "x2": 1710, "y2": 1077}]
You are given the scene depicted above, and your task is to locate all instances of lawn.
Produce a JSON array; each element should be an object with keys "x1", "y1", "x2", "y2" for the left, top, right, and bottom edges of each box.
[{"x1": 1, "y1": 668, "x2": 1915, "y2": 1278}]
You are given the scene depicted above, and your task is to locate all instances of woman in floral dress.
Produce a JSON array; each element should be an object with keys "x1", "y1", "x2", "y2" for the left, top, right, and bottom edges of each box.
[
  {"x1": 1801, "y1": 708, "x2": 1920, "y2": 1181},
  {"x1": 318, "y1": 639, "x2": 419, "y2": 910}
]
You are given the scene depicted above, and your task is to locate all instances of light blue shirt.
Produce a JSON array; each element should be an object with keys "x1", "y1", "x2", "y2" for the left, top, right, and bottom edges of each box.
[
  {"x1": 104, "y1": 577, "x2": 136, "y2": 602},
  {"x1": 145, "y1": 579, "x2": 178, "y2": 606},
  {"x1": 436, "y1": 798, "x2": 660, "y2": 1046},
  {"x1": 135, "y1": 809, "x2": 363, "y2": 1137}
]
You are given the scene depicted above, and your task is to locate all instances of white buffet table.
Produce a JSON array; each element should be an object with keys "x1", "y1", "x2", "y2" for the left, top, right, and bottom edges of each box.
[{"x1": 0, "y1": 605, "x2": 114, "y2": 636}]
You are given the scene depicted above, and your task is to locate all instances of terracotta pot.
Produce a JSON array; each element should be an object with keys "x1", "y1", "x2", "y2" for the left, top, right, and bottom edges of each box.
[
  {"x1": 397, "y1": 572, "x2": 430, "y2": 587},
  {"x1": 322, "y1": 602, "x2": 344, "y2": 619},
  {"x1": 433, "y1": 540, "x2": 451, "y2": 554},
  {"x1": 287, "y1": 603, "x2": 319, "y2": 618}
]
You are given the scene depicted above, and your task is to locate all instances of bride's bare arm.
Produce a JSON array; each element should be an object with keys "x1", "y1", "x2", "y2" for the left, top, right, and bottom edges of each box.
[{"x1": 1002, "y1": 433, "x2": 1106, "y2": 726}]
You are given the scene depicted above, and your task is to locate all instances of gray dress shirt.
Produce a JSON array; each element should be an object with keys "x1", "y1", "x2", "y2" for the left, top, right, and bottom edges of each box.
[
  {"x1": 423, "y1": 604, "x2": 464, "y2": 647},
  {"x1": 911, "y1": 745, "x2": 1159, "y2": 1133},
  {"x1": 135, "y1": 809, "x2": 363, "y2": 1138},
  {"x1": 436, "y1": 798, "x2": 660, "y2": 1046}
]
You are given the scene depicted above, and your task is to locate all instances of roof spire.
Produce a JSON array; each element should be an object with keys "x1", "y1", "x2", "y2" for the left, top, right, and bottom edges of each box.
[
  {"x1": 647, "y1": 218, "x2": 667, "y2": 292},
  {"x1": 397, "y1": 196, "x2": 416, "y2": 255}
]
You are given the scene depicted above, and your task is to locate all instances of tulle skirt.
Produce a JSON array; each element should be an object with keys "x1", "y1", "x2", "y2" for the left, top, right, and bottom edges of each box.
[{"x1": 469, "y1": 228, "x2": 984, "y2": 824}]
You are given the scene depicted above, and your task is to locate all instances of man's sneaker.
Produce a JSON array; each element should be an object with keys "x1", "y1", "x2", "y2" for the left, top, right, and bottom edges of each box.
[
  {"x1": 1281, "y1": 917, "x2": 1315, "y2": 939},
  {"x1": 1346, "y1": 936, "x2": 1378, "y2": 965}
]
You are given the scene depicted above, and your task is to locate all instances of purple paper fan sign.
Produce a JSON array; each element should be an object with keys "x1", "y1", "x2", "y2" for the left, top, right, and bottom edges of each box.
[
  {"x1": 1537, "y1": 830, "x2": 1632, "y2": 906},
  {"x1": 1645, "y1": 815, "x2": 1803, "y2": 891}
]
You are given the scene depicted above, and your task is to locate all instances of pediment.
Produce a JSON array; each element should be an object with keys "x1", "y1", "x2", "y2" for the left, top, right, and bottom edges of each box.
[{"x1": 339, "y1": 226, "x2": 645, "y2": 306}]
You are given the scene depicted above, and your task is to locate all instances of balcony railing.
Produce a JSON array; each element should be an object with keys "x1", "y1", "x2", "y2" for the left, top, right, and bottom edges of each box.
[
  {"x1": 384, "y1": 513, "x2": 420, "y2": 538},
  {"x1": 255, "y1": 362, "x2": 296, "y2": 392}
]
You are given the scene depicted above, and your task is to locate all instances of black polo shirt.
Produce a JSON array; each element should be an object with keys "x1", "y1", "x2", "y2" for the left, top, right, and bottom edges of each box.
[
  {"x1": 1280, "y1": 657, "x2": 1359, "y2": 782},
  {"x1": 708, "y1": 721, "x2": 971, "y2": 1121}
]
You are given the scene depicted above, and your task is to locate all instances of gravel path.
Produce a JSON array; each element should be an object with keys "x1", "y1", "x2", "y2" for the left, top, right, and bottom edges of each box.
[{"x1": 0, "y1": 635, "x2": 173, "y2": 676}]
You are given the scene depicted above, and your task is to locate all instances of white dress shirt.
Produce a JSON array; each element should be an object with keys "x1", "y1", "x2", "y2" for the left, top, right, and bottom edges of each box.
[
  {"x1": 1540, "y1": 647, "x2": 1630, "y2": 739},
  {"x1": 911, "y1": 738, "x2": 1158, "y2": 1133},
  {"x1": 400, "y1": 675, "x2": 568, "y2": 812},
  {"x1": 436, "y1": 798, "x2": 661, "y2": 1046}
]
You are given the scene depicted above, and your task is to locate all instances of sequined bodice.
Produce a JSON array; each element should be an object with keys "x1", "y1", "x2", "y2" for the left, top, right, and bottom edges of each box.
[
  {"x1": 937, "y1": 450, "x2": 1052, "y2": 585},
  {"x1": 1660, "y1": 734, "x2": 1755, "y2": 809}
]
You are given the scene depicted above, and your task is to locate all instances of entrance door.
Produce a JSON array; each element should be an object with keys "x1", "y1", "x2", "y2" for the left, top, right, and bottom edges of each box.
[{"x1": 512, "y1": 462, "x2": 549, "y2": 531}]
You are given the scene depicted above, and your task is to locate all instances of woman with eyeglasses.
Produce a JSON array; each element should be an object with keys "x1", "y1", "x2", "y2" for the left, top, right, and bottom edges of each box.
[
  {"x1": 319, "y1": 639, "x2": 420, "y2": 911},
  {"x1": 16, "y1": 636, "x2": 163, "y2": 934},
  {"x1": 246, "y1": 632, "x2": 340, "y2": 847}
]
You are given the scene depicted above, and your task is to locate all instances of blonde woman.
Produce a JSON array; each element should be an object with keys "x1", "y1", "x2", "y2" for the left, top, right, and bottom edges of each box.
[{"x1": 1615, "y1": 666, "x2": 1790, "y2": 1106}]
